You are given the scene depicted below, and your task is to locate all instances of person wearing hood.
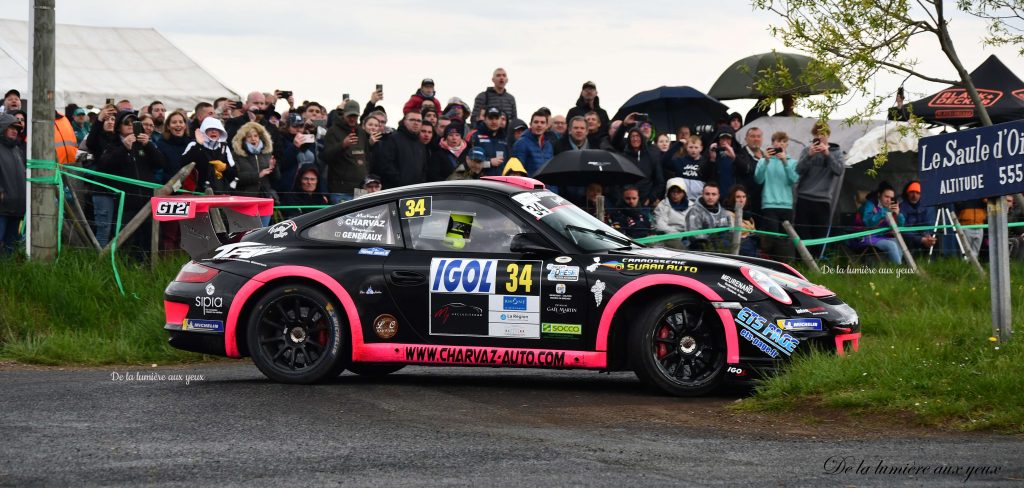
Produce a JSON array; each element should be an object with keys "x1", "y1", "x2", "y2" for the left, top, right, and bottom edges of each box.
[
  {"x1": 619, "y1": 128, "x2": 665, "y2": 206},
  {"x1": 281, "y1": 165, "x2": 328, "y2": 218},
  {"x1": 180, "y1": 117, "x2": 237, "y2": 194},
  {"x1": 501, "y1": 157, "x2": 528, "y2": 177},
  {"x1": 403, "y1": 78, "x2": 441, "y2": 116},
  {"x1": 442, "y1": 97, "x2": 471, "y2": 122},
  {"x1": 468, "y1": 107, "x2": 509, "y2": 175},
  {"x1": 0, "y1": 113, "x2": 26, "y2": 253},
  {"x1": 95, "y1": 110, "x2": 167, "y2": 254},
  {"x1": 684, "y1": 182, "x2": 731, "y2": 251},
  {"x1": 429, "y1": 121, "x2": 468, "y2": 181},
  {"x1": 232, "y1": 121, "x2": 279, "y2": 225},
  {"x1": 567, "y1": 81, "x2": 610, "y2": 132},
  {"x1": 652, "y1": 177, "x2": 689, "y2": 249},
  {"x1": 375, "y1": 111, "x2": 427, "y2": 188},
  {"x1": 321, "y1": 100, "x2": 370, "y2": 202}
]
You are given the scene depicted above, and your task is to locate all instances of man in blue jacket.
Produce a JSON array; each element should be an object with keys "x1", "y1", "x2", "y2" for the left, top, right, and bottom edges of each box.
[
  {"x1": 511, "y1": 110, "x2": 553, "y2": 176},
  {"x1": 468, "y1": 107, "x2": 508, "y2": 175}
]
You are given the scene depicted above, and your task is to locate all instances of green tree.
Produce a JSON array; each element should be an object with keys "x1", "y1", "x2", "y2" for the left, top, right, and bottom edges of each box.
[{"x1": 752, "y1": 0, "x2": 1024, "y2": 127}]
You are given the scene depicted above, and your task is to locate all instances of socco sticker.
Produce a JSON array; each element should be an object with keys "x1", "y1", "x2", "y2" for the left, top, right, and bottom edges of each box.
[{"x1": 373, "y1": 314, "x2": 398, "y2": 339}]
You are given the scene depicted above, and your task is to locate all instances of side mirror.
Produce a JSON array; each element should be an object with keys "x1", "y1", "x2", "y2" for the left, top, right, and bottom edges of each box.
[{"x1": 510, "y1": 232, "x2": 559, "y2": 255}]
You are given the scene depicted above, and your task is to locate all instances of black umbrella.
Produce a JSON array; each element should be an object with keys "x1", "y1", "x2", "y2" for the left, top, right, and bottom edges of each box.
[
  {"x1": 612, "y1": 86, "x2": 729, "y2": 137},
  {"x1": 907, "y1": 55, "x2": 1024, "y2": 127},
  {"x1": 708, "y1": 51, "x2": 845, "y2": 100},
  {"x1": 533, "y1": 149, "x2": 645, "y2": 186}
]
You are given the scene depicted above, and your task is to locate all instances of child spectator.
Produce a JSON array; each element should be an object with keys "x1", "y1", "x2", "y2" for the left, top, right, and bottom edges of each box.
[
  {"x1": 754, "y1": 131, "x2": 799, "y2": 260},
  {"x1": 653, "y1": 177, "x2": 689, "y2": 249}
]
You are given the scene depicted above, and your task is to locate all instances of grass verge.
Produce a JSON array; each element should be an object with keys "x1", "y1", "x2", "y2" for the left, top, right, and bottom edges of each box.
[
  {"x1": 735, "y1": 259, "x2": 1024, "y2": 433},
  {"x1": 0, "y1": 250, "x2": 202, "y2": 365}
]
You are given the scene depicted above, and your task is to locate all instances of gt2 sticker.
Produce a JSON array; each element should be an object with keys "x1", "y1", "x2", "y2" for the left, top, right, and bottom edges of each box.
[
  {"x1": 399, "y1": 196, "x2": 432, "y2": 218},
  {"x1": 736, "y1": 307, "x2": 799, "y2": 358},
  {"x1": 155, "y1": 200, "x2": 191, "y2": 217},
  {"x1": 268, "y1": 220, "x2": 297, "y2": 239}
]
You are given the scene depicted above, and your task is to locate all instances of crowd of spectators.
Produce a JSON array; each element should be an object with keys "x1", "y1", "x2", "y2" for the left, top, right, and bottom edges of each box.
[{"x1": 0, "y1": 72, "x2": 1022, "y2": 261}]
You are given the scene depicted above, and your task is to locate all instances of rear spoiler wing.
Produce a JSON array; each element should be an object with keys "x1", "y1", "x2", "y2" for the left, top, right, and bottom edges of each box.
[{"x1": 151, "y1": 196, "x2": 274, "y2": 259}]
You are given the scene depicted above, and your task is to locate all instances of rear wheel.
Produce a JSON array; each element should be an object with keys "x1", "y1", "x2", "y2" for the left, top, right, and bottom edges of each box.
[
  {"x1": 630, "y1": 293, "x2": 726, "y2": 396},
  {"x1": 247, "y1": 284, "x2": 346, "y2": 384},
  {"x1": 346, "y1": 363, "x2": 406, "y2": 377}
]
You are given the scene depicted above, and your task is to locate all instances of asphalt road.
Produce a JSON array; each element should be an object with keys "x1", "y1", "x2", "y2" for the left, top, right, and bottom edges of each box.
[{"x1": 1, "y1": 362, "x2": 1021, "y2": 487}]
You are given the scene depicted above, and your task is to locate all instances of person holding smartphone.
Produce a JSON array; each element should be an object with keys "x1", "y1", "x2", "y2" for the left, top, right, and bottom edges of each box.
[
  {"x1": 854, "y1": 181, "x2": 905, "y2": 264},
  {"x1": 321, "y1": 100, "x2": 369, "y2": 203},
  {"x1": 795, "y1": 121, "x2": 844, "y2": 258},
  {"x1": 754, "y1": 131, "x2": 799, "y2": 260}
]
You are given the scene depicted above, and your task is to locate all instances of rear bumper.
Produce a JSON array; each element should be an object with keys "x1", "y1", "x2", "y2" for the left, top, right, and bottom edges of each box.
[{"x1": 166, "y1": 327, "x2": 227, "y2": 356}]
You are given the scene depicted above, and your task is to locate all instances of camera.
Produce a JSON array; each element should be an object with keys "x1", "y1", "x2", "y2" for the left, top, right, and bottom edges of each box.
[{"x1": 635, "y1": 113, "x2": 649, "y2": 123}]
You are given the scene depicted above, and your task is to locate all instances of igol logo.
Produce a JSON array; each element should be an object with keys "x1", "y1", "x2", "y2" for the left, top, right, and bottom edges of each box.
[{"x1": 430, "y1": 259, "x2": 496, "y2": 294}]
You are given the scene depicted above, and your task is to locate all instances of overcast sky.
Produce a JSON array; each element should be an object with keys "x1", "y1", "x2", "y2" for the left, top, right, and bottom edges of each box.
[{"x1": 7, "y1": 0, "x2": 1024, "y2": 122}]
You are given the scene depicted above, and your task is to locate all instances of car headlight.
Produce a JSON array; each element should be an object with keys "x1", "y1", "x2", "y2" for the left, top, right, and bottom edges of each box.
[{"x1": 740, "y1": 266, "x2": 792, "y2": 305}]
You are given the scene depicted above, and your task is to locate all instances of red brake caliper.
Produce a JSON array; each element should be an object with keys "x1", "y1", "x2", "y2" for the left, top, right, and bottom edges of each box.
[{"x1": 656, "y1": 325, "x2": 671, "y2": 358}]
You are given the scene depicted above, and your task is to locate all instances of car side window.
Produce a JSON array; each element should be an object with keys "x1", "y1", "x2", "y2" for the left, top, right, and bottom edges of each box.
[
  {"x1": 401, "y1": 195, "x2": 528, "y2": 253},
  {"x1": 304, "y1": 203, "x2": 401, "y2": 246}
]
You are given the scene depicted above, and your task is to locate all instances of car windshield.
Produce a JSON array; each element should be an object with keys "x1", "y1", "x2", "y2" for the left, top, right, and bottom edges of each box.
[{"x1": 511, "y1": 190, "x2": 641, "y2": 252}]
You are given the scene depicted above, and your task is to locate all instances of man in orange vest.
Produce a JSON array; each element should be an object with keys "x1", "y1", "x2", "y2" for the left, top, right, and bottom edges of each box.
[{"x1": 53, "y1": 111, "x2": 77, "y2": 163}]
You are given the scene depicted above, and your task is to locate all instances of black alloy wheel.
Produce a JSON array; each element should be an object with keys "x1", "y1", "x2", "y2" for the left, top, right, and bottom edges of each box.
[
  {"x1": 247, "y1": 285, "x2": 346, "y2": 384},
  {"x1": 630, "y1": 293, "x2": 726, "y2": 396}
]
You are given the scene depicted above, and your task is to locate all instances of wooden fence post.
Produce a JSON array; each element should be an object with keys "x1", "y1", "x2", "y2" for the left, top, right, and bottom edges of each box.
[{"x1": 783, "y1": 220, "x2": 821, "y2": 274}]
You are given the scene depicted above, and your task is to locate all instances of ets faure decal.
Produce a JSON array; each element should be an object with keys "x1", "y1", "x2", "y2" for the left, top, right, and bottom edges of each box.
[{"x1": 545, "y1": 263, "x2": 580, "y2": 282}]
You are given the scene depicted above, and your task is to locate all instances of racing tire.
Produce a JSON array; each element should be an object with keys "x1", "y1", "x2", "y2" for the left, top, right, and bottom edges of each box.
[
  {"x1": 346, "y1": 363, "x2": 406, "y2": 377},
  {"x1": 630, "y1": 293, "x2": 726, "y2": 397},
  {"x1": 247, "y1": 284, "x2": 347, "y2": 384}
]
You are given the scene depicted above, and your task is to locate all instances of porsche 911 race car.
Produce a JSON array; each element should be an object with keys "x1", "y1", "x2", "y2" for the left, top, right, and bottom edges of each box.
[{"x1": 155, "y1": 176, "x2": 860, "y2": 396}]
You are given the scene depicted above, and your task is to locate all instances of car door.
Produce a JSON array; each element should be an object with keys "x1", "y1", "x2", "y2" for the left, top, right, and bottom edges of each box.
[{"x1": 383, "y1": 193, "x2": 590, "y2": 349}]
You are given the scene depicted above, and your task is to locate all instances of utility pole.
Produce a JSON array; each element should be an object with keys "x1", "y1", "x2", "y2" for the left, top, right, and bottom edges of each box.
[{"x1": 28, "y1": 0, "x2": 57, "y2": 261}]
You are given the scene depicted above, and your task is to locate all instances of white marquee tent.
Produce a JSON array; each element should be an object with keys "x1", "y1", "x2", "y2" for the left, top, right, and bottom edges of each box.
[{"x1": 0, "y1": 18, "x2": 238, "y2": 112}]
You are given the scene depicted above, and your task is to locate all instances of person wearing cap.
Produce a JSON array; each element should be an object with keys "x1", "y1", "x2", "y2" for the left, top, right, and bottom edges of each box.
[
  {"x1": 0, "y1": 113, "x2": 25, "y2": 253},
  {"x1": 567, "y1": 81, "x2": 610, "y2": 132},
  {"x1": 511, "y1": 110, "x2": 554, "y2": 176},
  {"x1": 2, "y1": 89, "x2": 21, "y2": 114},
  {"x1": 403, "y1": 78, "x2": 441, "y2": 117},
  {"x1": 376, "y1": 111, "x2": 428, "y2": 188},
  {"x1": 898, "y1": 180, "x2": 937, "y2": 251},
  {"x1": 70, "y1": 107, "x2": 92, "y2": 144},
  {"x1": 362, "y1": 174, "x2": 382, "y2": 194},
  {"x1": 509, "y1": 118, "x2": 528, "y2": 145},
  {"x1": 321, "y1": 99, "x2": 371, "y2": 203},
  {"x1": 468, "y1": 106, "x2": 509, "y2": 174},
  {"x1": 447, "y1": 147, "x2": 489, "y2": 181},
  {"x1": 653, "y1": 177, "x2": 690, "y2": 249},
  {"x1": 472, "y1": 68, "x2": 517, "y2": 122},
  {"x1": 273, "y1": 112, "x2": 317, "y2": 198},
  {"x1": 429, "y1": 121, "x2": 468, "y2": 181}
]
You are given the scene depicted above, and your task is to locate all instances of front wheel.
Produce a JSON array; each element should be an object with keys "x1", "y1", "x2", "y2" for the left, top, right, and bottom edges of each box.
[
  {"x1": 247, "y1": 284, "x2": 346, "y2": 384},
  {"x1": 630, "y1": 293, "x2": 726, "y2": 396}
]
